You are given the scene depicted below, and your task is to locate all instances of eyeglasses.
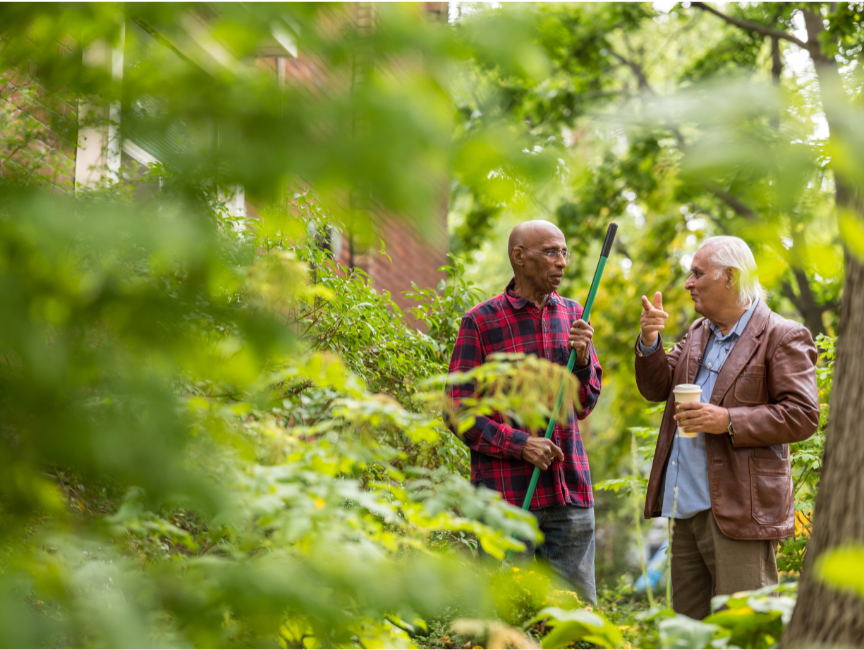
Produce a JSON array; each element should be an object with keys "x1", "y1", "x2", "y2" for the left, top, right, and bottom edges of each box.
[
  {"x1": 517, "y1": 246, "x2": 571, "y2": 264},
  {"x1": 696, "y1": 330, "x2": 734, "y2": 375},
  {"x1": 696, "y1": 358, "x2": 721, "y2": 375}
]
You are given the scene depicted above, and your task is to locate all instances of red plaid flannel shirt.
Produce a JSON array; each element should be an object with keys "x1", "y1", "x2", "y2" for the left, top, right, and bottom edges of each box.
[{"x1": 447, "y1": 278, "x2": 603, "y2": 510}]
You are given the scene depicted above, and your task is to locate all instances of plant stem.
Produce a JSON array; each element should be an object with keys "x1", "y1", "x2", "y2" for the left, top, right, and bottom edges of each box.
[
  {"x1": 667, "y1": 486, "x2": 678, "y2": 609},
  {"x1": 631, "y1": 432, "x2": 654, "y2": 608}
]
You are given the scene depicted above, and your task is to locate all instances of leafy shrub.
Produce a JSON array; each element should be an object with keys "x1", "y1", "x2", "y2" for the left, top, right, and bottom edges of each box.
[
  {"x1": 0, "y1": 175, "x2": 548, "y2": 647},
  {"x1": 778, "y1": 333, "x2": 833, "y2": 575}
]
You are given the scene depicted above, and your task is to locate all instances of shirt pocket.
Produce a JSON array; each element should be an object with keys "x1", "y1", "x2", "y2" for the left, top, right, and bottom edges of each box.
[
  {"x1": 734, "y1": 364, "x2": 768, "y2": 405},
  {"x1": 485, "y1": 321, "x2": 519, "y2": 356},
  {"x1": 749, "y1": 457, "x2": 792, "y2": 525}
]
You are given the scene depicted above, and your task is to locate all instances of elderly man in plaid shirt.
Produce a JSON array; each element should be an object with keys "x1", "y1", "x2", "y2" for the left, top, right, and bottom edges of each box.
[{"x1": 447, "y1": 220, "x2": 603, "y2": 604}]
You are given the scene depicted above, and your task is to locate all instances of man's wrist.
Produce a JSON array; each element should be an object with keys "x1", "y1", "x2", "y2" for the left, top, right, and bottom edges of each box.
[
  {"x1": 726, "y1": 409, "x2": 734, "y2": 443},
  {"x1": 509, "y1": 428, "x2": 530, "y2": 459},
  {"x1": 637, "y1": 334, "x2": 660, "y2": 354},
  {"x1": 574, "y1": 358, "x2": 594, "y2": 380}
]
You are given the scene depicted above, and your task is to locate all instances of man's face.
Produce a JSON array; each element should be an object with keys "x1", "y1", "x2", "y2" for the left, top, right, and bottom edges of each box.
[
  {"x1": 684, "y1": 245, "x2": 735, "y2": 317},
  {"x1": 515, "y1": 227, "x2": 568, "y2": 293}
]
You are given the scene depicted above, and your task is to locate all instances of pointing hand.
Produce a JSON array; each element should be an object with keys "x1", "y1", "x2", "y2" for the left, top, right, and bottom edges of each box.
[{"x1": 640, "y1": 291, "x2": 669, "y2": 348}]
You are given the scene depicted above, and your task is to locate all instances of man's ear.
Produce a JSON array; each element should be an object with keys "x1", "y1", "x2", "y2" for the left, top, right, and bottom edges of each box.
[
  {"x1": 511, "y1": 247, "x2": 525, "y2": 267},
  {"x1": 725, "y1": 267, "x2": 737, "y2": 289}
]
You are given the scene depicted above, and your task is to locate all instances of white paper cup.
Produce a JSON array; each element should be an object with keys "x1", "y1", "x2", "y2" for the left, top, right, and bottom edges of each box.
[{"x1": 673, "y1": 384, "x2": 702, "y2": 438}]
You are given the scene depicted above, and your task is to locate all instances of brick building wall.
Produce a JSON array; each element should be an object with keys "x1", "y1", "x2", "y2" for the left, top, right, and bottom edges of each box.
[
  {"x1": 331, "y1": 197, "x2": 449, "y2": 316},
  {"x1": 4, "y1": 4, "x2": 451, "y2": 320},
  {"x1": 0, "y1": 68, "x2": 78, "y2": 191},
  {"x1": 264, "y1": 2, "x2": 450, "y2": 317}
]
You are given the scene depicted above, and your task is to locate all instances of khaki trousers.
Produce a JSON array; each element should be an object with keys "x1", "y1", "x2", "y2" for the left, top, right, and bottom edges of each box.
[{"x1": 670, "y1": 509, "x2": 779, "y2": 620}]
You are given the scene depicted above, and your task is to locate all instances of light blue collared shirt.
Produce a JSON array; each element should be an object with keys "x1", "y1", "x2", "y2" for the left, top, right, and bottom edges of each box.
[{"x1": 639, "y1": 298, "x2": 759, "y2": 519}]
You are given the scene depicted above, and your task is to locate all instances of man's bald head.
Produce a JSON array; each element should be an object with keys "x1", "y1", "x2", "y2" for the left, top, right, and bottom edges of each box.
[
  {"x1": 508, "y1": 220, "x2": 565, "y2": 262},
  {"x1": 507, "y1": 220, "x2": 568, "y2": 300}
]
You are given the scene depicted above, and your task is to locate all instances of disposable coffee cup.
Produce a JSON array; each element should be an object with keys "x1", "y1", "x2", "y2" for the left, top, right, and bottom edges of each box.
[{"x1": 673, "y1": 384, "x2": 702, "y2": 438}]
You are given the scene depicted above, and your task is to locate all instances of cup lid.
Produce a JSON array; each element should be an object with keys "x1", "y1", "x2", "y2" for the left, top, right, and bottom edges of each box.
[{"x1": 674, "y1": 383, "x2": 701, "y2": 392}]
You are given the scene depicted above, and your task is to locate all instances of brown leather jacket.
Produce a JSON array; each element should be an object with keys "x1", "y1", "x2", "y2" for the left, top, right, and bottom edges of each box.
[{"x1": 635, "y1": 300, "x2": 820, "y2": 540}]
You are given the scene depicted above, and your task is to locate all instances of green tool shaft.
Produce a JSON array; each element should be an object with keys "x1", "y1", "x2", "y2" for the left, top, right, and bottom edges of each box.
[
  {"x1": 504, "y1": 223, "x2": 616, "y2": 565},
  {"x1": 520, "y1": 257, "x2": 606, "y2": 500}
]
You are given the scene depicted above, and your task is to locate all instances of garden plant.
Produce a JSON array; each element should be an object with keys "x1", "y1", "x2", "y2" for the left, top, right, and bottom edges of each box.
[{"x1": 2, "y1": 2, "x2": 864, "y2": 648}]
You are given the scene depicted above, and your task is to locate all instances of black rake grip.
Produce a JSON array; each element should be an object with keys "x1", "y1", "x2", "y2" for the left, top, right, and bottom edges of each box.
[{"x1": 600, "y1": 222, "x2": 618, "y2": 258}]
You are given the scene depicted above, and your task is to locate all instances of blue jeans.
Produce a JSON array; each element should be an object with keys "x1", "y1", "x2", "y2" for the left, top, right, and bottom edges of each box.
[{"x1": 512, "y1": 505, "x2": 597, "y2": 605}]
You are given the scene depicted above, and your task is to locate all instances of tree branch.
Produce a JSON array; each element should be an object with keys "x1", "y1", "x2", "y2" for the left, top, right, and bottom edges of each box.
[
  {"x1": 800, "y1": 8, "x2": 833, "y2": 65},
  {"x1": 610, "y1": 49, "x2": 693, "y2": 152},
  {"x1": 609, "y1": 50, "x2": 656, "y2": 96},
  {"x1": 613, "y1": 238, "x2": 633, "y2": 262},
  {"x1": 781, "y1": 262, "x2": 831, "y2": 337},
  {"x1": 700, "y1": 181, "x2": 757, "y2": 219},
  {"x1": 692, "y1": 204, "x2": 732, "y2": 232},
  {"x1": 781, "y1": 279, "x2": 806, "y2": 314},
  {"x1": 610, "y1": 38, "x2": 770, "y2": 223},
  {"x1": 792, "y1": 265, "x2": 819, "y2": 312},
  {"x1": 690, "y1": 2, "x2": 808, "y2": 49},
  {"x1": 132, "y1": 18, "x2": 205, "y2": 72}
]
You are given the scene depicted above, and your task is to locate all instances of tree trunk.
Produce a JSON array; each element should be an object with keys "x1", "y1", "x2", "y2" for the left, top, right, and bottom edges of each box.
[
  {"x1": 782, "y1": 10, "x2": 864, "y2": 645},
  {"x1": 782, "y1": 230, "x2": 864, "y2": 647}
]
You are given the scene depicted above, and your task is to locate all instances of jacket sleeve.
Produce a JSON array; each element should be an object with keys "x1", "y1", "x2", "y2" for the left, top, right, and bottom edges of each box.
[
  {"x1": 728, "y1": 325, "x2": 820, "y2": 447},
  {"x1": 445, "y1": 314, "x2": 528, "y2": 460},
  {"x1": 574, "y1": 342, "x2": 603, "y2": 419},
  {"x1": 634, "y1": 328, "x2": 692, "y2": 403}
]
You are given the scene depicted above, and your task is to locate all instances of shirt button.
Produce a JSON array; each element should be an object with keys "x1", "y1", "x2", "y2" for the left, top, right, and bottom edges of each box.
[{"x1": 672, "y1": 461, "x2": 676, "y2": 465}]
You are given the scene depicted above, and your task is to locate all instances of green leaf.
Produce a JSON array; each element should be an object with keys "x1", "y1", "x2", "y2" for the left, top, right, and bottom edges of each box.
[
  {"x1": 527, "y1": 607, "x2": 623, "y2": 650},
  {"x1": 657, "y1": 615, "x2": 725, "y2": 650},
  {"x1": 839, "y1": 211, "x2": 864, "y2": 261},
  {"x1": 815, "y1": 544, "x2": 864, "y2": 599}
]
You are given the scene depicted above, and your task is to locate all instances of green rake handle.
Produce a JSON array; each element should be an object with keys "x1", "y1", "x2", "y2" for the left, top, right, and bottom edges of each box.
[{"x1": 504, "y1": 222, "x2": 617, "y2": 564}]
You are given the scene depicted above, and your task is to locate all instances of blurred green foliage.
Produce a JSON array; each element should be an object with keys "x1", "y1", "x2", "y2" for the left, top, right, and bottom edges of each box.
[
  {"x1": 816, "y1": 545, "x2": 864, "y2": 600},
  {"x1": 0, "y1": 3, "x2": 559, "y2": 646},
  {"x1": 777, "y1": 333, "x2": 833, "y2": 575},
  {"x1": 2, "y1": 2, "x2": 864, "y2": 648},
  {"x1": 0, "y1": 168, "x2": 547, "y2": 646}
]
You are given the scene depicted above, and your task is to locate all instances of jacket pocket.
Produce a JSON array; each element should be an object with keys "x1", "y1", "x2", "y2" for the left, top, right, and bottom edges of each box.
[
  {"x1": 749, "y1": 457, "x2": 791, "y2": 525},
  {"x1": 734, "y1": 365, "x2": 768, "y2": 405}
]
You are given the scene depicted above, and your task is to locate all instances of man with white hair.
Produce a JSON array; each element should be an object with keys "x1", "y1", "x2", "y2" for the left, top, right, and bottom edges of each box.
[{"x1": 635, "y1": 236, "x2": 819, "y2": 619}]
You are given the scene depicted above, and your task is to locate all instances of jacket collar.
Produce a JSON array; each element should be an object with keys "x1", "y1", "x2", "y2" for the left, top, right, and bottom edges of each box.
[
  {"x1": 709, "y1": 299, "x2": 770, "y2": 403},
  {"x1": 708, "y1": 297, "x2": 760, "y2": 341},
  {"x1": 504, "y1": 277, "x2": 562, "y2": 310},
  {"x1": 685, "y1": 299, "x2": 771, "y2": 402}
]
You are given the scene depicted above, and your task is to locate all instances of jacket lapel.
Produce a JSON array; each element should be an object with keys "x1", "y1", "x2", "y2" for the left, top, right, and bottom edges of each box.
[
  {"x1": 686, "y1": 319, "x2": 710, "y2": 384},
  {"x1": 709, "y1": 300, "x2": 771, "y2": 404}
]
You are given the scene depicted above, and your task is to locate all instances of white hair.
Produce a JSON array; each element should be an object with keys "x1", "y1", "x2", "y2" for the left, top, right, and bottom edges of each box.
[{"x1": 701, "y1": 236, "x2": 765, "y2": 307}]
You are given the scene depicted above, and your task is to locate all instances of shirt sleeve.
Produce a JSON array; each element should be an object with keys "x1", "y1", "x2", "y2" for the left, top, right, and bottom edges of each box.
[
  {"x1": 637, "y1": 335, "x2": 660, "y2": 355},
  {"x1": 445, "y1": 314, "x2": 529, "y2": 460},
  {"x1": 635, "y1": 324, "x2": 696, "y2": 404},
  {"x1": 573, "y1": 340, "x2": 603, "y2": 419}
]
